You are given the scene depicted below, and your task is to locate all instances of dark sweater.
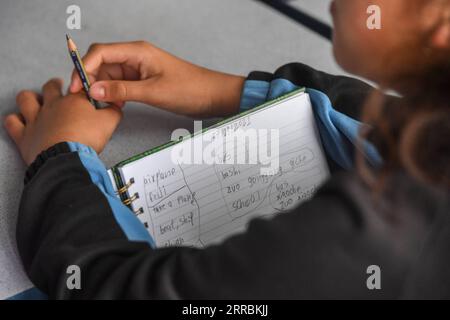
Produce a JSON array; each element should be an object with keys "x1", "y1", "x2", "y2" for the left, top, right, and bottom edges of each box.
[{"x1": 17, "y1": 63, "x2": 449, "y2": 299}]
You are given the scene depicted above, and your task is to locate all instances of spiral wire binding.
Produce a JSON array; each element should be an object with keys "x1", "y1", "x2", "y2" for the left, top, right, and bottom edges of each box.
[
  {"x1": 116, "y1": 177, "x2": 135, "y2": 195},
  {"x1": 116, "y1": 177, "x2": 144, "y2": 215}
]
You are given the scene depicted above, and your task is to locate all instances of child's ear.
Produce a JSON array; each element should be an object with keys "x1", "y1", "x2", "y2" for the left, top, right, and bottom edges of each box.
[
  {"x1": 430, "y1": 24, "x2": 450, "y2": 49},
  {"x1": 430, "y1": 11, "x2": 450, "y2": 49}
]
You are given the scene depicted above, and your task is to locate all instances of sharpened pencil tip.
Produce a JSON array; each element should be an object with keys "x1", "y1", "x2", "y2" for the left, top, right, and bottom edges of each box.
[{"x1": 66, "y1": 34, "x2": 70, "y2": 41}]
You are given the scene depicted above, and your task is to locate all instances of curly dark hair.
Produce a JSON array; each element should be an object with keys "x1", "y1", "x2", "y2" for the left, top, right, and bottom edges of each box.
[{"x1": 357, "y1": 64, "x2": 450, "y2": 191}]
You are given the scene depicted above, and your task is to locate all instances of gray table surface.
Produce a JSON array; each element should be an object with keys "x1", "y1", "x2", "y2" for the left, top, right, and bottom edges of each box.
[{"x1": 0, "y1": 0, "x2": 340, "y2": 298}]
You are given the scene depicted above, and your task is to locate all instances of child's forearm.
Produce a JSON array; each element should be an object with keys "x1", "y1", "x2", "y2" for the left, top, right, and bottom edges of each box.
[{"x1": 200, "y1": 68, "x2": 245, "y2": 117}]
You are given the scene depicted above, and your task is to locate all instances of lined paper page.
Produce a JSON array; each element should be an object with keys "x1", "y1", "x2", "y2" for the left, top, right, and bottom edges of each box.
[{"x1": 118, "y1": 92, "x2": 330, "y2": 248}]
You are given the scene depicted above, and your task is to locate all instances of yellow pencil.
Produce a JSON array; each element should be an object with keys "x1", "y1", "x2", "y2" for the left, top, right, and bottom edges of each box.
[{"x1": 66, "y1": 34, "x2": 100, "y2": 108}]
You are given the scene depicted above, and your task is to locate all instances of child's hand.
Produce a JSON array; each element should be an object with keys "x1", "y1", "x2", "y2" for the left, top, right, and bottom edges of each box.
[
  {"x1": 4, "y1": 78, "x2": 122, "y2": 165},
  {"x1": 69, "y1": 41, "x2": 245, "y2": 117}
]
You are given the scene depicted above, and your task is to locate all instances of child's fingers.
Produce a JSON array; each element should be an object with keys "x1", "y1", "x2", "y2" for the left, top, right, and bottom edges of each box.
[
  {"x1": 122, "y1": 64, "x2": 141, "y2": 81},
  {"x1": 114, "y1": 101, "x2": 125, "y2": 108},
  {"x1": 70, "y1": 64, "x2": 128, "y2": 94},
  {"x1": 93, "y1": 64, "x2": 140, "y2": 86},
  {"x1": 81, "y1": 42, "x2": 144, "y2": 79},
  {"x1": 42, "y1": 78, "x2": 63, "y2": 103},
  {"x1": 69, "y1": 70, "x2": 97, "y2": 93},
  {"x1": 96, "y1": 68, "x2": 126, "y2": 108},
  {"x1": 3, "y1": 114, "x2": 25, "y2": 145},
  {"x1": 98, "y1": 64, "x2": 123, "y2": 81},
  {"x1": 16, "y1": 90, "x2": 41, "y2": 123},
  {"x1": 89, "y1": 80, "x2": 147, "y2": 103},
  {"x1": 69, "y1": 69, "x2": 82, "y2": 93},
  {"x1": 98, "y1": 64, "x2": 140, "y2": 82},
  {"x1": 69, "y1": 41, "x2": 145, "y2": 93}
]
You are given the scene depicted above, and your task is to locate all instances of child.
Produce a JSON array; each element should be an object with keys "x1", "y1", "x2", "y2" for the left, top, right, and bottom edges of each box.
[{"x1": 4, "y1": 0, "x2": 449, "y2": 299}]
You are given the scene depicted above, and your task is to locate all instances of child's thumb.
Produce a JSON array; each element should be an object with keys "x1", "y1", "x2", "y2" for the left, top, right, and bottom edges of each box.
[{"x1": 90, "y1": 80, "x2": 146, "y2": 103}]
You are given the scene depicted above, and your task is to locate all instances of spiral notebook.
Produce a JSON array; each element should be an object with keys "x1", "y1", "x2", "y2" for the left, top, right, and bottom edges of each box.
[{"x1": 107, "y1": 88, "x2": 330, "y2": 248}]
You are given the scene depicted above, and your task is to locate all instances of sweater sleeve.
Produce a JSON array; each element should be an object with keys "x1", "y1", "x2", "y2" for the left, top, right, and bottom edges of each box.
[
  {"x1": 239, "y1": 63, "x2": 382, "y2": 171},
  {"x1": 17, "y1": 142, "x2": 406, "y2": 299},
  {"x1": 240, "y1": 62, "x2": 374, "y2": 119}
]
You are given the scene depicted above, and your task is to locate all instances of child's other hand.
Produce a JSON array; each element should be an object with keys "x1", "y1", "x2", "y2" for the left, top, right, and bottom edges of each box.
[
  {"x1": 69, "y1": 41, "x2": 245, "y2": 118},
  {"x1": 4, "y1": 78, "x2": 122, "y2": 165}
]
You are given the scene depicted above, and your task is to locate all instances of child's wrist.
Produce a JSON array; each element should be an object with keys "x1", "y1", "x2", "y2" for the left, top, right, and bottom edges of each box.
[{"x1": 209, "y1": 73, "x2": 245, "y2": 117}]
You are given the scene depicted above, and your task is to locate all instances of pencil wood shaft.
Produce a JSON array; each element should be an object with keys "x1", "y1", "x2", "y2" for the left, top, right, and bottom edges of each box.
[{"x1": 66, "y1": 34, "x2": 100, "y2": 108}]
